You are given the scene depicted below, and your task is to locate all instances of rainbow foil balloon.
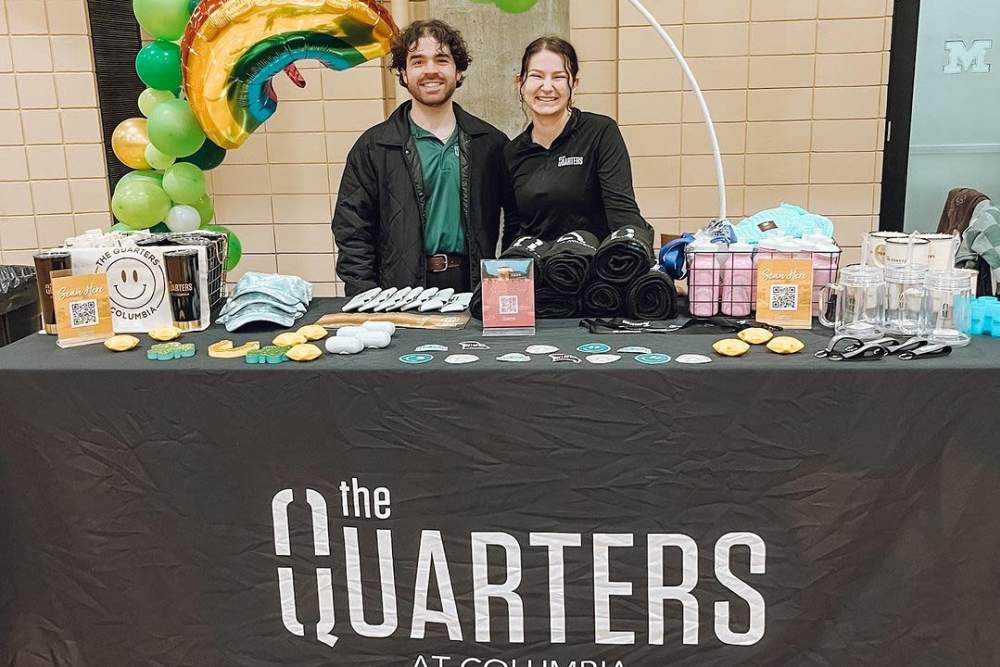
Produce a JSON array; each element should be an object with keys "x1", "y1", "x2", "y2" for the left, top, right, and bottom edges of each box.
[{"x1": 182, "y1": 0, "x2": 397, "y2": 149}]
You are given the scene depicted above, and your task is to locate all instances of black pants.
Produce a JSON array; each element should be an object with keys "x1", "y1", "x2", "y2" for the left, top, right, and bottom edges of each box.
[{"x1": 425, "y1": 264, "x2": 470, "y2": 292}]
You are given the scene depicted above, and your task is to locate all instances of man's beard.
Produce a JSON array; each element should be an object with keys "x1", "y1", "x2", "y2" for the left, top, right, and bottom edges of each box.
[{"x1": 406, "y1": 77, "x2": 458, "y2": 107}]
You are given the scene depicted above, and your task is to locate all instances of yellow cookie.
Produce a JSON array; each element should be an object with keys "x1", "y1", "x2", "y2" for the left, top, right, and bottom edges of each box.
[
  {"x1": 766, "y1": 336, "x2": 805, "y2": 355},
  {"x1": 104, "y1": 335, "x2": 140, "y2": 352},
  {"x1": 287, "y1": 343, "x2": 323, "y2": 362},
  {"x1": 738, "y1": 327, "x2": 774, "y2": 345},
  {"x1": 208, "y1": 340, "x2": 261, "y2": 359},
  {"x1": 273, "y1": 331, "x2": 308, "y2": 347},
  {"x1": 713, "y1": 338, "x2": 751, "y2": 357},
  {"x1": 148, "y1": 326, "x2": 181, "y2": 342},
  {"x1": 297, "y1": 324, "x2": 328, "y2": 341}
]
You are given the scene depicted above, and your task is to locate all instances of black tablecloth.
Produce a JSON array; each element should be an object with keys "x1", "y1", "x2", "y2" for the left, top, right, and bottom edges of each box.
[{"x1": 1, "y1": 298, "x2": 998, "y2": 666}]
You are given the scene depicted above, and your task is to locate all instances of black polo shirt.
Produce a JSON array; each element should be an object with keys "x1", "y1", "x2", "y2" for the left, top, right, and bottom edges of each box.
[{"x1": 502, "y1": 109, "x2": 649, "y2": 249}]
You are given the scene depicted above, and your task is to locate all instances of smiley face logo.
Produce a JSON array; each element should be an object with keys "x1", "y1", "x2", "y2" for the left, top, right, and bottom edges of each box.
[{"x1": 106, "y1": 255, "x2": 165, "y2": 312}]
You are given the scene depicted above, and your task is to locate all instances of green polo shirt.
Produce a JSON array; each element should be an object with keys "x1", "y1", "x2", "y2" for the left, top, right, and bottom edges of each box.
[{"x1": 409, "y1": 117, "x2": 465, "y2": 255}]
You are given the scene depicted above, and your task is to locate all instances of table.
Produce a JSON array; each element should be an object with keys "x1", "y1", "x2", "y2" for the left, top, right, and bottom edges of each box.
[{"x1": 1, "y1": 298, "x2": 998, "y2": 666}]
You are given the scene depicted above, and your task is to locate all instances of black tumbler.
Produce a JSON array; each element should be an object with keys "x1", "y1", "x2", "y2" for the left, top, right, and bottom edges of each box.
[
  {"x1": 32, "y1": 250, "x2": 72, "y2": 334},
  {"x1": 164, "y1": 249, "x2": 201, "y2": 331}
]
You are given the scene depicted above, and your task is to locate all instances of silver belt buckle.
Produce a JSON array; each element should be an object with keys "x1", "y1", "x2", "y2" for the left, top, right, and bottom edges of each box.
[{"x1": 430, "y1": 253, "x2": 449, "y2": 272}]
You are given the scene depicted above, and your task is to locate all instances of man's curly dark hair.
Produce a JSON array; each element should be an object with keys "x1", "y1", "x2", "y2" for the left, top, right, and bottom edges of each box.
[{"x1": 389, "y1": 20, "x2": 472, "y2": 88}]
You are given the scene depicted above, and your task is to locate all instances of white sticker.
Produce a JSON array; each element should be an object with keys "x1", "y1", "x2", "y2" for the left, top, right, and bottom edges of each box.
[
  {"x1": 676, "y1": 354, "x2": 713, "y2": 365},
  {"x1": 497, "y1": 353, "x2": 532, "y2": 363},
  {"x1": 445, "y1": 354, "x2": 480, "y2": 365},
  {"x1": 586, "y1": 354, "x2": 622, "y2": 365},
  {"x1": 527, "y1": 345, "x2": 559, "y2": 355}
]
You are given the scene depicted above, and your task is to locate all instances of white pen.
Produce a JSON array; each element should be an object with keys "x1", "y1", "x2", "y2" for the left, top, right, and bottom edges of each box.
[
  {"x1": 359, "y1": 287, "x2": 398, "y2": 312},
  {"x1": 342, "y1": 286, "x2": 382, "y2": 312},
  {"x1": 402, "y1": 287, "x2": 439, "y2": 311},
  {"x1": 419, "y1": 288, "x2": 456, "y2": 312},
  {"x1": 440, "y1": 292, "x2": 473, "y2": 313},
  {"x1": 375, "y1": 286, "x2": 413, "y2": 312}
]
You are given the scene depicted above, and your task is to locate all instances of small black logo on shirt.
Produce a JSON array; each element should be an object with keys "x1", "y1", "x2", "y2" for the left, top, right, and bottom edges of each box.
[{"x1": 557, "y1": 156, "x2": 584, "y2": 167}]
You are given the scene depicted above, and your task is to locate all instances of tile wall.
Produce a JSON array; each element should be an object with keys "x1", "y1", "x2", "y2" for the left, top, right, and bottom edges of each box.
[{"x1": 0, "y1": 0, "x2": 894, "y2": 290}]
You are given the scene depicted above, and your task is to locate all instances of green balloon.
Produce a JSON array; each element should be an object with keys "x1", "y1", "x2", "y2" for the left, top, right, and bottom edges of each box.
[
  {"x1": 495, "y1": 0, "x2": 537, "y2": 12},
  {"x1": 191, "y1": 193, "x2": 214, "y2": 225},
  {"x1": 138, "y1": 88, "x2": 175, "y2": 117},
  {"x1": 145, "y1": 143, "x2": 176, "y2": 170},
  {"x1": 204, "y1": 224, "x2": 242, "y2": 271},
  {"x1": 112, "y1": 181, "x2": 172, "y2": 229},
  {"x1": 178, "y1": 138, "x2": 226, "y2": 170},
  {"x1": 148, "y1": 98, "x2": 206, "y2": 158},
  {"x1": 117, "y1": 170, "x2": 163, "y2": 191},
  {"x1": 112, "y1": 220, "x2": 170, "y2": 234},
  {"x1": 188, "y1": 0, "x2": 201, "y2": 12},
  {"x1": 135, "y1": 40, "x2": 182, "y2": 92},
  {"x1": 162, "y1": 162, "x2": 206, "y2": 204},
  {"x1": 133, "y1": 0, "x2": 191, "y2": 41}
]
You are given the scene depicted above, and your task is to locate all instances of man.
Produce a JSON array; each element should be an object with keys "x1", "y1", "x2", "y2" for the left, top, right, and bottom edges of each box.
[{"x1": 333, "y1": 20, "x2": 510, "y2": 296}]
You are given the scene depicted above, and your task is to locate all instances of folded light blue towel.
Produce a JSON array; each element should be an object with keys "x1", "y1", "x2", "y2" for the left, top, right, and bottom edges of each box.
[{"x1": 734, "y1": 203, "x2": 835, "y2": 245}]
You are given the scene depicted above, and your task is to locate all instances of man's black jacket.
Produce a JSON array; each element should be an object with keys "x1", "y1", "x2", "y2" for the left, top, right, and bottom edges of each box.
[{"x1": 332, "y1": 101, "x2": 510, "y2": 296}]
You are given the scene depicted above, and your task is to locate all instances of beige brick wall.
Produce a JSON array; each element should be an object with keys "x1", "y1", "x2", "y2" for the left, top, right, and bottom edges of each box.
[
  {"x1": 0, "y1": 0, "x2": 108, "y2": 268},
  {"x1": 0, "y1": 0, "x2": 892, "y2": 286},
  {"x1": 571, "y1": 0, "x2": 894, "y2": 265},
  {"x1": 207, "y1": 58, "x2": 387, "y2": 297}
]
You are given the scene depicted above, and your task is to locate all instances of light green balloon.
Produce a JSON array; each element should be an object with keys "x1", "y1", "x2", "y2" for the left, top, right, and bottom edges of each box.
[
  {"x1": 138, "y1": 88, "x2": 175, "y2": 117},
  {"x1": 162, "y1": 162, "x2": 205, "y2": 204},
  {"x1": 112, "y1": 180, "x2": 172, "y2": 229},
  {"x1": 148, "y1": 99, "x2": 206, "y2": 158},
  {"x1": 117, "y1": 170, "x2": 163, "y2": 192},
  {"x1": 145, "y1": 143, "x2": 176, "y2": 170},
  {"x1": 191, "y1": 193, "x2": 214, "y2": 225},
  {"x1": 133, "y1": 0, "x2": 191, "y2": 41},
  {"x1": 495, "y1": 0, "x2": 537, "y2": 12}
]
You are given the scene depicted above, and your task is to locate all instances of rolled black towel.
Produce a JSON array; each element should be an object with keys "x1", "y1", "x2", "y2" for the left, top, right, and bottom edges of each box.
[
  {"x1": 470, "y1": 286, "x2": 483, "y2": 320},
  {"x1": 593, "y1": 224, "x2": 655, "y2": 284},
  {"x1": 580, "y1": 280, "x2": 625, "y2": 317},
  {"x1": 625, "y1": 266, "x2": 678, "y2": 320},
  {"x1": 536, "y1": 287, "x2": 578, "y2": 319},
  {"x1": 541, "y1": 230, "x2": 600, "y2": 295},
  {"x1": 501, "y1": 235, "x2": 552, "y2": 286}
]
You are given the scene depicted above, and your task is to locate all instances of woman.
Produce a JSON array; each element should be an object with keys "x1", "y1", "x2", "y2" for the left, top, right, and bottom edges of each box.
[{"x1": 501, "y1": 36, "x2": 653, "y2": 249}]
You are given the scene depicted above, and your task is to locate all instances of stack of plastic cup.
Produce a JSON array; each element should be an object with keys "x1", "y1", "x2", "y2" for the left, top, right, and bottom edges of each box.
[{"x1": 688, "y1": 239, "x2": 721, "y2": 317}]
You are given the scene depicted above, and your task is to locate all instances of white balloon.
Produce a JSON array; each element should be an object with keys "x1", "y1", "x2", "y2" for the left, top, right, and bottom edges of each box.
[{"x1": 164, "y1": 205, "x2": 201, "y2": 232}]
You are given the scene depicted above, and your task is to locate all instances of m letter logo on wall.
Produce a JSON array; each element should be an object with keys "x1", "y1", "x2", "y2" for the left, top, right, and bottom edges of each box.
[{"x1": 944, "y1": 40, "x2": 993, "y2": 74}]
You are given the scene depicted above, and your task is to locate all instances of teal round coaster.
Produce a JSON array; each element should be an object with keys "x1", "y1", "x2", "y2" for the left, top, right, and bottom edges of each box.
[
  {"x1": 636, "y1": 353, "x2": 672, "y2": 365},
  {"x1": 577, "y1": 343, "x2": 611, "y2": 354},
  {"x1": 400, "y1": 353, "x2": 433, "y2": 365}
]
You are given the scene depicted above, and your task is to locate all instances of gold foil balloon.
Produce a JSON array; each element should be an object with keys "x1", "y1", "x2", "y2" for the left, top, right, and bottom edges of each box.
[
  {"x1": 181, "y1": 0, "x2": 397, "y2": 148},
  {"x1": 111, "y1": 118, "x2": 152, "y2": 170}
]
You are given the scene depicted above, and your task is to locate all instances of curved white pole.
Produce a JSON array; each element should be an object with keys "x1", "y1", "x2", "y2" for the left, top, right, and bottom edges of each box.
[{"x1": 627, "y1": 0, "x2": 727, "y2": 223}]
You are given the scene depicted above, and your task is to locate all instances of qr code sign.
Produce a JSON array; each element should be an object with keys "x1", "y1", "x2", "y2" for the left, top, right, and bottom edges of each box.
[
  {"x1": 499, "y1": 295, "x2": 519, "y2": 315},
  {"x1": 770, "y1": 284, "x2": 798, "y2": 311},
  {"x1": 69, "y1": 299, "x2": 98, "y2": 328}
]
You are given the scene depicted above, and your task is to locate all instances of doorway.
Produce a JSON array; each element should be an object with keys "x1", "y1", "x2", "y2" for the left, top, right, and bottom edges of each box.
[{"x1": 881, "y1": 0, "x2": 999, "y2": 233}]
